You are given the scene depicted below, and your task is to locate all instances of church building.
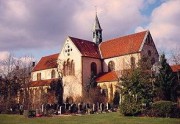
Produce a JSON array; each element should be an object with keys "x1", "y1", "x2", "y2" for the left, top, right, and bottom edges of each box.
[{"x1": 29, "y1": 14, "x2": 159, "y2": 107}]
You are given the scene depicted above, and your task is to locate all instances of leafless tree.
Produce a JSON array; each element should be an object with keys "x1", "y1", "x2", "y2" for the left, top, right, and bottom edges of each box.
[
  {"x1": 170, "y1": 48, "x2": 180, "y2": 65},
  {"x1": 0, "y1": 53, "x2": 18, "y2": 111},
  {"x1": 16, "y1": 55, "x2": 34, "y2": 110}
]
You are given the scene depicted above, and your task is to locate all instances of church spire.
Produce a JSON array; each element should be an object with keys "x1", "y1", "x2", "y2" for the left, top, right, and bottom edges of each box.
[{"x1": 93, "y1": 13, "x2": 102, "y2": 45}]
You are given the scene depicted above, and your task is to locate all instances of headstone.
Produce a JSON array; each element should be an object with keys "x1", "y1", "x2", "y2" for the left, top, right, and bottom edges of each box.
[
  {"x1": 78, "y1": 103, "x2": 81, "y2": 113},
  {"x1": 42, "y1": 104, "x2": 44, "y2": 113},
  {"x1": 58, "y1": 106, "x2": 62, "y2": 115},
  {"x1": 92, "y1": 104, "x2": 95, "y2": 112},
  {"x1": 100, "y1": 103, "x2": 103, "y2": 112},
  {"x1": 64, "y1": 103, "x2": 67, "y2": 110},
  {"x1": 106, "y1": 103, "x2": 109, "y2": 110}
]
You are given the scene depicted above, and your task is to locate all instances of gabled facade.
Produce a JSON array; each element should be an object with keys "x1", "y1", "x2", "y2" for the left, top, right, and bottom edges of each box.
[{"x1": 30, "y1": 14, "x2": 159, "y2": 105}]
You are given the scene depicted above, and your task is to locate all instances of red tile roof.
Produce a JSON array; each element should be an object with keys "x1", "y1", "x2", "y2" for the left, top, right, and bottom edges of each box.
[
  {"x1": 96, "y1": 71, "x2": 118, "y2": 83},
  {"x1": 69, "y1": 37, "x2": 101, "y2": 58},
  {"x1": 100, "y1": 31, "x2": 148, "y2": 59},
  {"x1": 30, "y1": 78, "x2": 58, "y2": 87},
  {"x1": 32, "y1": 53, "x2": 59, "y2": 72},
  {"x1": 171, "y1": 64, "x2": 180, "y2": 72}
]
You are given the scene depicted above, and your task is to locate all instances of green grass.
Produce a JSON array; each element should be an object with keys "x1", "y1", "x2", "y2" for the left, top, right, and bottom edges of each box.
[{"x1": 0, "y1": 112, "x2": 179, "y2": 124}]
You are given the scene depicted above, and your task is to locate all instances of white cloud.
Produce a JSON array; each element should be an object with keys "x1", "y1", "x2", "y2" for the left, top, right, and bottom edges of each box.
[
  {"x1": 136, "y1": 0, "x2": 180, "y2": 52},
  {"x1": 5, "y1": 0, "x2": 29, "y2": 20},
  {"x1": 73, "y1": 0, "x2": 145, "y2": 40},
  {"x1": 0, "y1": 51, "x2": 10, "y2": 61}
]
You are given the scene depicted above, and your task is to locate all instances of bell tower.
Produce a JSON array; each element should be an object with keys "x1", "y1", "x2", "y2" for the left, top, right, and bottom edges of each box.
[{"x1": 93, "y1": 13, "x2": 102, "y2": 45}]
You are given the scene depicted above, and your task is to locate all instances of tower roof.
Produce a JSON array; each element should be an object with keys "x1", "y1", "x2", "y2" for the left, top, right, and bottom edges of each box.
[{"x1": 93, "y1": 13, "x2": 102, "y2": 31}]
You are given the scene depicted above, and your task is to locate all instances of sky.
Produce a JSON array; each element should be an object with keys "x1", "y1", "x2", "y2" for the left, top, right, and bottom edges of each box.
[{"x1": 0, "y1": 0, "x2": 180, "y2": 62}]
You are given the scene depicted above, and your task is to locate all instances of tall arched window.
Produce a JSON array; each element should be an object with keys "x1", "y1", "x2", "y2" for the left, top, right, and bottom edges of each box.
[
  {"x1": 108, "y1": 61, "x2": 115, "y2": 72},
  {"x1": 71, "y1": 60, "x2": 75, "y2": 75},
  {"x1": 63, "y1": 62, "x2": 66, "y2": 76},
  {"x1": 51, "y1": 70, "x2": 56, "y2": 79},
  {"x1": 91, "y1": 62, "x2": 97, "y2": 75},
  {"x1": 67, "y1": 59, "x2": 70, "y2": 75},
  {"x1": 130, "y1": 57, "x2": 135, "y2": 69},
  {"x1": 63, "y1": 59, "x2": 75, "y2": 76}
]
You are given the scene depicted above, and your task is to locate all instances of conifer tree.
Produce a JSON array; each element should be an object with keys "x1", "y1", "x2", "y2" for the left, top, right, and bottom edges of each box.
[
  {"x1": 155, "y1": 54, "x2": 176, "y2": 101},
  {"x1": 50, "y1": 78, "x2": 63, "y2": 105}
]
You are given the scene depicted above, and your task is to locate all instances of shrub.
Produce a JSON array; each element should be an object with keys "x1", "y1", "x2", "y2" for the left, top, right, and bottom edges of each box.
[
  {"x1": 149, "y1": 101, "x2": 179, "y2": 117},
  {"x1": 119, "y1": 98, "x2": 141, "y2": 116}
]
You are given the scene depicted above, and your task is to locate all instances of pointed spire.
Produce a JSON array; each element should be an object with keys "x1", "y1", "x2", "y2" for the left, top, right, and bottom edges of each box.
[
  {"x1": 92, "y1": 12, "x2": 102, "y2": 45},
  {"x1": 93, "y1": 13, "x2": 102, "y2": 31}
]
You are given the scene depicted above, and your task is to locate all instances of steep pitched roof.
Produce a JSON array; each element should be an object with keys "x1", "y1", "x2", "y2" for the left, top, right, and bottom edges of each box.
[
  {"x1": 100, "y1": 31, "x2": 148, "y2": 59},
  {"x1": 171, "y1": 64, "x2": 180, "y2": 72},
  {"x1": 69, "y1": 37, "x2": 101, "y2": 58},
  {"x1": 30, "y1": 78, "x2": 58, "y2": 87},
  {"x1": 32, "y1": 53, "x2": 59, "y2": 72},
  {"x1": 96, "y1": 71, "x2": 118, "y2": 83},
  {"x1": 93, "y1": 14, "x2": 102, "y2": 31}
]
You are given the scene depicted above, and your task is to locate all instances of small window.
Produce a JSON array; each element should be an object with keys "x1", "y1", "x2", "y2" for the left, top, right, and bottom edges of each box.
[
  {"x1": 108, "y1": 61, "x2": 115, "y2": 72},
  {"x1": 37, "y1": 73, "x2": 41, "y2": 81},
  {"x1": 130, "y1": 57, "x2": 135, "y2": 69},
  {"x1": 51, "y1": 70, "x2": 56, "y2": 79}
]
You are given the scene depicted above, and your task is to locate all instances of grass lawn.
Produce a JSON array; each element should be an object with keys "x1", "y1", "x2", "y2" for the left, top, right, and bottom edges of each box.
[{"x1": 0, "y1": 112, "x2": 179, "y2": 124}]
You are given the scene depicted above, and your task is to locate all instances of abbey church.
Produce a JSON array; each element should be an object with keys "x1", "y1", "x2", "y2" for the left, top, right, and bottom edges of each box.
[{"x1": 28, "y1": 14, "x2": 159, "y2": 108}]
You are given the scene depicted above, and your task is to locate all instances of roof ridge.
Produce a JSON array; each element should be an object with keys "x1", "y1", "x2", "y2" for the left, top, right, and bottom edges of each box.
[
  {"x1": 103, "y1": 30, "x2": 148, "y2": 43},
  {"x1": 69, "y1": 36, "x2": 91, "y2": 42},
  {"x1": 171, "y1": 64, "x2": 180, "y2": 66},
  {"x1": 41, "y1": 53, "x2": 59, "y2": 58}
]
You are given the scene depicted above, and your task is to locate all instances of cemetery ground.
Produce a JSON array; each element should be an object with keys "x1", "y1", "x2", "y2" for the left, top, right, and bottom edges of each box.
[{"x1": 0, "y1": 112, "x2": 180, "y2": 124}]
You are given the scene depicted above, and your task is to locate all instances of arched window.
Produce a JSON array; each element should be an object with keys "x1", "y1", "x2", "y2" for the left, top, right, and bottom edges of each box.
[
  {"x1": 91, "y1": 62, "x2": 97, "y2": 75},
  {"x1": 71, "y1": 60, "x2": 75, "y2": 75},
  {"x1": 63, "y1": 62, "x2": 66, "y2": 76},
  {"x1": 63, "y1": 59, "x2": 75, "y2": 76},
  {"x1": 108, "y1": 61, "x2": 115, "y2": 72},
  {"x1": 130, "y1": 57, "x2": 135, "y2": 69},
  {"x1": 51, "y1": 70, "x2": 56, "y2": 79},
  {"x1": 67, "y1": 59, "x2": 70, "y2": 75}
]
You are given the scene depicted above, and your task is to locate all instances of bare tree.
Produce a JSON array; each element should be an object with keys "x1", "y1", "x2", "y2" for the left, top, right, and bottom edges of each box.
[
  {"x1": 170, "y1": 48, "x2": 180, "y2": 65},
  {"x1": 16, "y1": 55, "x2": 34, "y2": 110},
  {"x1": 0, "y1": 53, "x2": 19, "y2": 112}
]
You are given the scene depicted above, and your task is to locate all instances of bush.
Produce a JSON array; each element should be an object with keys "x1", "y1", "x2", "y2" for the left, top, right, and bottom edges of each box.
[
  {"x1": 119, "y1": 100, "x2": 141, "y2": 116},
  {"x1": 147, "y1": 101, "x2": 180, "y2": 118}
]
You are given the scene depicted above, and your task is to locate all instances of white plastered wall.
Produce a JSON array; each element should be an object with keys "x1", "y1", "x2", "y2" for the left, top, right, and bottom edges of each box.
[
  {"x1": 103, "y1": 53, "x2": 141, "y2": 73},
  {"x1": 58, "y1": 37, "x2": 83, "y2": 100},
  {"x1": 31, "y1": 68, "x2": 58, "y2": 81}
]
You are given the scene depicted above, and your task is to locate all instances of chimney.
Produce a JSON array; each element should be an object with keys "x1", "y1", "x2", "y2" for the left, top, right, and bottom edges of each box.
[{"x1": 32, "y1": 62, "x2": 35, "y2": 67}]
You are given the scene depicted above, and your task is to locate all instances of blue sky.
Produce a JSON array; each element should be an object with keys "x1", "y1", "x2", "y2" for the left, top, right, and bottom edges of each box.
[{"x1": 0, "y1": 0, "x2": 179, "y2": 62}]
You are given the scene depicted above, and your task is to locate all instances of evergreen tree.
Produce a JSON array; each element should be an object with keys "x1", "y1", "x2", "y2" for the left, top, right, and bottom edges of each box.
[
  {"x1": 86, "y1": 72, "x2": 97, "y2": 92},
  {"x1": 155, "y1": 54, "x2": 176, "y2": 101},
  {"x1": 120, "y1": 58, "x2": 154, "y2": 115},
  {"x1": 113, "y1": 90, "x2": 120, "y2": 106},
  {"x1": 50, "y1": 78, "x2": 63, "y2": 105}
]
